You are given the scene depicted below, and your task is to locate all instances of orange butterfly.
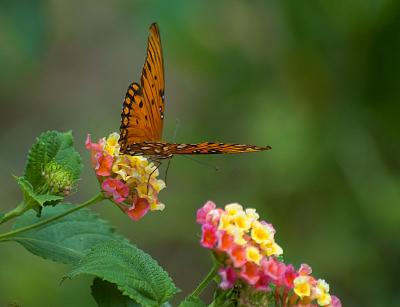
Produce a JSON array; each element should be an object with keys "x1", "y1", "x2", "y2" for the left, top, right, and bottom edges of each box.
[{"x1": 119, "y1": 23, "x2": 271, "y2": 159}]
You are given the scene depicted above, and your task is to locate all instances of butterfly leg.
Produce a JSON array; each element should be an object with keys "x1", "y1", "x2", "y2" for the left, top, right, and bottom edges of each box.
[
  {"x1": 147, "y1": 159, "x2": 162, "y2": 195},
  {"x1": 164, "y1": 156, "x2": 173, "y2": 186}
]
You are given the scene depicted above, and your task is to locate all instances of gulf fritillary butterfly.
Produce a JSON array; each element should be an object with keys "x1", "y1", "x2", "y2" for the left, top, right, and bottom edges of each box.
[{"x1": 119, "y1": 23, "x2": 271, "y2": 159}]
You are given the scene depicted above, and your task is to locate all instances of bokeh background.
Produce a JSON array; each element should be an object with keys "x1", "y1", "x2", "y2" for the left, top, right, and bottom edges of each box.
[{"x1": 1, "y1": 1, "x2": 399, "y2": 306}]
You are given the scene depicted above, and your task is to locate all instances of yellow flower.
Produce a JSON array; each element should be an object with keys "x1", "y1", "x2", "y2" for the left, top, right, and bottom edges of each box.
[
  {"x1": 145, "y1": 162, "x2": 159, "y2": 177},
  {"x1": 112, "y1": 156, "x2": 133, "y2": 181},
  {"x1": 317, "y1": 279, "x2": 330, "y2": 293},
  {"x1": 261, "y1": 241, "x2": 283, "y2": 256},
  {"x1": 245, "y1": 208, "x2": 259, "y2": 224},
  {"x1": 228, "y1": 226, "x2": 247, "y2": 245},
  {"x1": 294, "y1": 276, "x2": 311, "y2": 299},
  {"x1": 104, "y1": 132, "x2": 120, "y2": 156},
  {"x1": 245, "y1": 246, "x2": 262, "y2": 265},
  {"x1": 317, "y1": 292, "x2": 331, "y2": 306},
  {"x1": 251, "y1": 221, "x2": 274, "y2": 244},
  {"x1": 233, "y1": 211, "x2": 252, "y2": 231},
  {"x1": 225, "y1": 203, "x2": 243, "y2": 216},
  {"x1": 151, "y1": 202, "x2": 165, "y2": 211},
  {"x1": 315, "y1": 279, "x2": 331, "y2": 306},
  {"x1": 218, "y1": 212, "x2": 233, "y2": 231},
  {"x1": 152, "y1": 179, "x2": 166, "y2": 192}
]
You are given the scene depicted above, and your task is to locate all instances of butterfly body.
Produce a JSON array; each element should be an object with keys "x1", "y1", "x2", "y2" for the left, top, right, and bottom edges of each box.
[{"x1": 119, "y1": 23, "x2": 271, "y2": 159}]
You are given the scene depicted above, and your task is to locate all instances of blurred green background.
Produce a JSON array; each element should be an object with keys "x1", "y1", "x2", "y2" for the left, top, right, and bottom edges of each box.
[{"x1": 1, "y1": 0, "x2": 399, "y2": 306}]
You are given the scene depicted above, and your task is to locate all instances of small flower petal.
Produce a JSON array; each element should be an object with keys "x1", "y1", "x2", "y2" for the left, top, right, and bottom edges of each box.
[
  {"x1": 245, "y1": 246, "x2": 262, "y2": 265},
  {"x1": 102, "y1": 178, "x2": 129, "y2": 203},
  {"x1": 200, "y1": 223, "x2": 217, "y2": 248},
  {"x1": 123, "y1": 197, "x2": 150, "y2": 221},
  {"x1": 219, "y1": 267, "x2": 237, "y2": 290},
  {"x1": 196, "y1": 201, "x2": 216, "y2": 224},
  {"x1": 229, "y1": 245, "x2": 247, "y2": 268},
  {"x1": 240, "y1": 262, "x2": 260, "y2": 285}
]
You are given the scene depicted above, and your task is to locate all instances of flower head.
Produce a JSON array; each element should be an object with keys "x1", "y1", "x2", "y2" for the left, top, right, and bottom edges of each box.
[
  {"x1": 86, "y1": 133, "x2": 165, "y2": 221},
  {"x1": 42, "y1": 161, "x2": 76, "y2": 196},
  {"x1": 196, "y1": 201, "x2": 341, "y2": 306}
]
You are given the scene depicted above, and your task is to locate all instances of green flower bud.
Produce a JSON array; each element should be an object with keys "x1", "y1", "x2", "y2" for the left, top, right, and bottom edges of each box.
[{"x1": 42, "y1": 161, "x2": 76, "y2": 196}]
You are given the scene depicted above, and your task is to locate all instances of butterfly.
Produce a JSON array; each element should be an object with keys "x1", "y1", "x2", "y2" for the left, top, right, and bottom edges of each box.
[{"x1": 119, "y1": 23, "x2": 271, "y2": 159}]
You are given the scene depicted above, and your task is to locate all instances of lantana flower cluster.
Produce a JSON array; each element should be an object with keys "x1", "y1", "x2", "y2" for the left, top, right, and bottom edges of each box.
[
  {"x1": 86, "y1": 132, "x2": 165, "y2": 221},
  {"x1": 197, "y1": 201, "x2": 341, "y2": 307}
]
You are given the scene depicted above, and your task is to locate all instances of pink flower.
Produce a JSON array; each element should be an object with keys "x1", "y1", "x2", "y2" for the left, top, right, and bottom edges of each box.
[
  {"x1": 229, "y1": 245, "x2": 247, "y2": 268},
  {"x1": 219, "y1": 267, "x2": 237, "y2": 290},
  {"x1": 331, "y1": 295, "x2": 342, "y2": 307},
  {"x1": 196, "y1": 201, "x2": 216, "y2": 224},
  {"x1": 299, "y1": 263, "x2": 312, "y2": 276},
  {"x1": 217, "y1": 231, "x2": 234, "y2": 252},
  {"x1": 85, "y1": 134, "x2": 103, "y2": 151},
  {"x1": 86, "y1": 134, "x2": 113, "y2": 176},
  {"x1": 283, "y1": 264, "x2": 298, "y2": 288},
  {"x1": 122, "y1": 197, "x2": 150, "y2": 221},
  {"x1": 262, "y1": 257, "x2": 286, "y2": 283},
  {"x1": 240, "y1": 262, "x2": 260, "y2": 285},
  {"x1": 200, "y1": 223, "x2": 218, "y2": 248},
  {"x1": 95, "y1": 152, "x2": 113, "y2": 176},
  {"x1": 206, "y1": 208, "x2": 223, "y2": 226},
  {"x1": 101, "y1": 178, "x2": 129, "y2": 203},
  {"x1": 254, "y1": 272, "x2": 272, "y2": 291}
]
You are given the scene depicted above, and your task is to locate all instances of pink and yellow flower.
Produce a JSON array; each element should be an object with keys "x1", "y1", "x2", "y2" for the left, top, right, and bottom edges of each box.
[
  {"x1": 101, "y1": 178, "x2": 129, "y2": 203},
  {"x1": 196, "y1": 201, "x2": 341, "y2": 306},
  {"x1": 86, "y1": 133, "x2": 166, "y2": 221},
  {"x1": 294, "y1": 276, "x2": 312, "y2": 299}
]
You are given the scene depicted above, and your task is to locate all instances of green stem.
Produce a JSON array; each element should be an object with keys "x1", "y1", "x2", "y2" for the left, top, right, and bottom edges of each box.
[
  {"x1": 1, "y1": 201, "x2": 27, "y2": 224},
  {"x1": 190, "y1": 263, "x2": 219, "y2": 297},
  {"x1": 0, "y1": 193, "x2": 104, "y2": 242}
]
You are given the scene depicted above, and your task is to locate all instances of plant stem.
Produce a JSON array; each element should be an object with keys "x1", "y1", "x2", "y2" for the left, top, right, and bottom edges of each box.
[
  {"x1": 190, "y1": 263, "x2": 219, "y2": 298},
  {"x1": 0, "y1": 193, "x2": 104, "y2": 242},
  {"x1": 1, "y1": 201, "x2": 27, "y2": 224}
]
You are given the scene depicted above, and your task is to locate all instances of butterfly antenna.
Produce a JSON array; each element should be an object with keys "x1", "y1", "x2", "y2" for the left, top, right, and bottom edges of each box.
[{"x1": 178, "y1": 155, "x2": 220, "y2": 171}]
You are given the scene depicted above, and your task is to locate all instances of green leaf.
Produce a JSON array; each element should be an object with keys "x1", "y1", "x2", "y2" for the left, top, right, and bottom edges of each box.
[
  {"x1": 66, "y1": 240, "x2": 178, "y2": 307},
  {"x1": 16, "y1": 176, "x2": 63, "y2": 207},
  {"x1": 179, "y1": 296, "x2": 207, "y2": 307},
  {"x1": 24, "y1": 130, "x2": 82, "y2": 191},
  {"x1": 11, "y1": 204, "x2": 121, "y2": 264},
  {"x1": 91, "y1": 278, "x2": 140, "y2": 307},
  {"x1": 211, "y1": 287, "x2": 239, "y2": 307}
]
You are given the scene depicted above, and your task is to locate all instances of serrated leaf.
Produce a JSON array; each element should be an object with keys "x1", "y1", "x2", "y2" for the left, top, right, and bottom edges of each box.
[
  {"x1": 24, "y1": 130, "x2": 82, "y2": 190},
  {"x1": 15, "y1": 176, "x2": 62, "y2": 209},
  {"x1": 11, "y1": 204, "x2": 121, "y2": 264},
  {"x1": 91, "y1": 278, "x2": 140, "y2": 307},
  {"x1": 179, "y1": 296, "x2": 206, "y2": 307},
  {"x1": 16, "y1": 176, "x2": 62, "y2": 206},
  {"x1": 66, "y1": 240, "x2": 178, "y2": 307}
]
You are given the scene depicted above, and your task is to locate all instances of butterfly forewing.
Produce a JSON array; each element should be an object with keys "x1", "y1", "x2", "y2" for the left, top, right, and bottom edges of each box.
[
  {"x1": 120, "y1": 23, "x2": 165, "y2": 151},
  {"x1": 119, "y1": 23, "x2": 271, "y2": 158},
  {"x1": 125, "y1": 142, "x2": 271, "y2": 158}
]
